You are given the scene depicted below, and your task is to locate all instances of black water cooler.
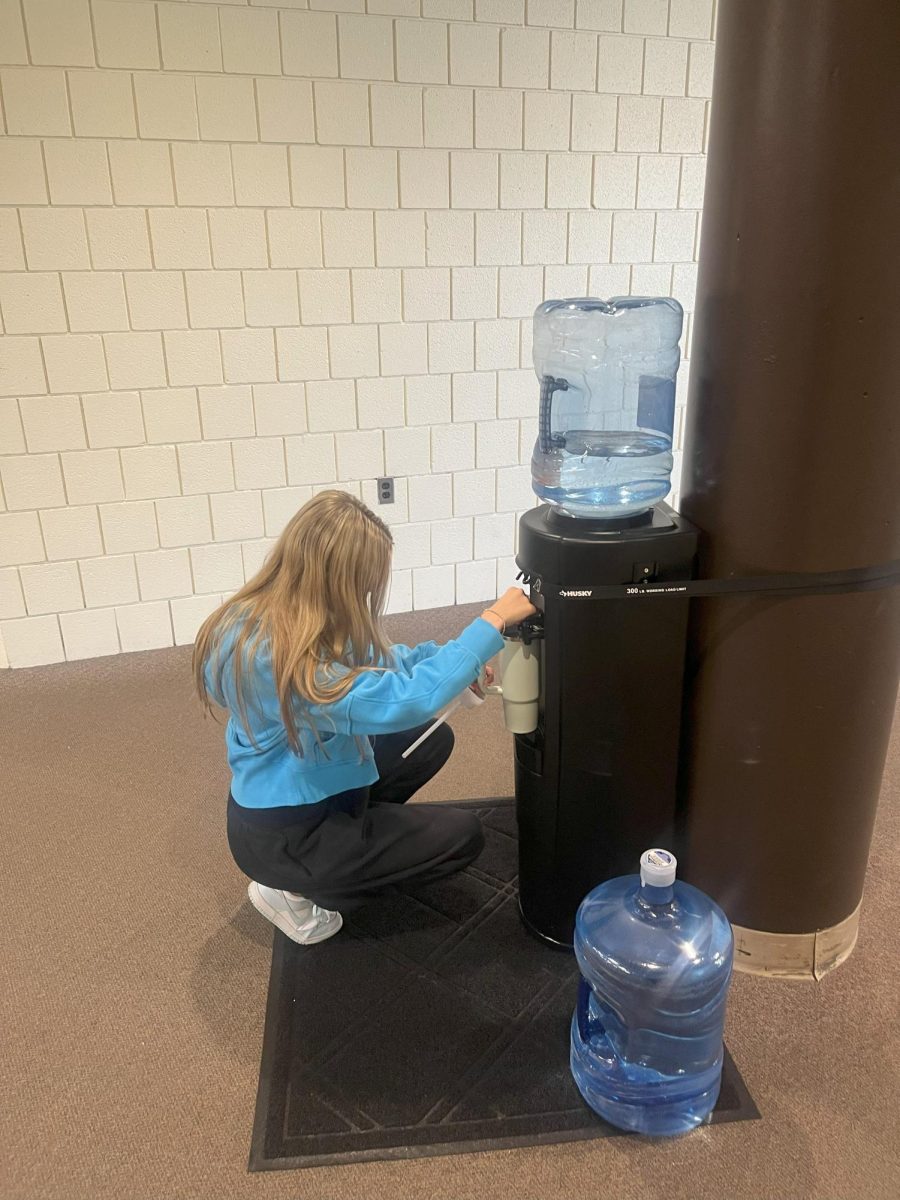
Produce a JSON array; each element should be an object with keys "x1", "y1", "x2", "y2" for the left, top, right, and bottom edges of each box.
[{"x1": 513, "y1": 503, "x2": 698, "y2": 947}]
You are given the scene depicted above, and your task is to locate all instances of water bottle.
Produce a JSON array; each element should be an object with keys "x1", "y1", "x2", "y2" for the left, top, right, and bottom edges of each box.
[
  {"x1": 570, "y1": 849, "x2": 734, "y2": 1136},
  {"x1": 532, "y1": 297, "x2": 684, "y2": 519},
  {"x1": 483, "y1": 635, "x2": 540, "y2": 734}
]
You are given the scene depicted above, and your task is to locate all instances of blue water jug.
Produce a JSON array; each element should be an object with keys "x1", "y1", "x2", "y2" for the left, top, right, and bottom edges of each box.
[
  {"x1": 531, "y1": 297, "x2": 684, "y2": 518},
  {"x1": 571, "y1": 849, "x2": 734, "y2": 1136}
]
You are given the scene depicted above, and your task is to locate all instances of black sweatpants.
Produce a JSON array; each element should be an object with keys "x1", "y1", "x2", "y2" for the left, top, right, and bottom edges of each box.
[{"x1": 226, "y1": 722, "x2": 484, "y2": 911}]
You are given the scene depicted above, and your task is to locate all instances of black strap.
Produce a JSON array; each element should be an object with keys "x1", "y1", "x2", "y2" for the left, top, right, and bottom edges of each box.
[{"x1": 545, "y1": 559, "x2": 900, "y2": 601}]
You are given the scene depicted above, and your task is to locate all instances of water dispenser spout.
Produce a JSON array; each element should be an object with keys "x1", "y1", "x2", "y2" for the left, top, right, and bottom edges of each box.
[{"x1": 507, "y1": 615, "x2": 544, "y2": 646}]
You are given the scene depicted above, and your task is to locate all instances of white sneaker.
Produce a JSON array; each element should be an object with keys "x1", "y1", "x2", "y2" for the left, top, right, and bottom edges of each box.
[{"x1": 247, "y1": 882, "x2": 343, "y2": 946}]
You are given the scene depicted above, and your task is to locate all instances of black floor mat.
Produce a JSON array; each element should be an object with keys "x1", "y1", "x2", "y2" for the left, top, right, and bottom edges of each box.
[{"x1": 250, "y1": 801, "x2": 759, "y2": 1171}]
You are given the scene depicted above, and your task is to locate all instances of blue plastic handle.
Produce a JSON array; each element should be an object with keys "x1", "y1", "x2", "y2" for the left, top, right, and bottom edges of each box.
[{"x1": 577, "y1": 975, "x2": 603, "y2": 1043}]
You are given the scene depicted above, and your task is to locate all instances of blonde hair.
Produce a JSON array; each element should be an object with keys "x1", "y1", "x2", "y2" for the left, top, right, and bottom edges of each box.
[{"x1": 193, "y1": 490, "x2": 393, "y2": 753}]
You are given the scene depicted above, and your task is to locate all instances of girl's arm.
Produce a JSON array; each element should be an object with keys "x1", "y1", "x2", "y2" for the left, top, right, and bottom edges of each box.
[
  {"x1": 306, "y1": 618, "x2": 504, "y2": 736},
  {"x1": 389, "y1": 641, "x2": 441, "y2": 674}
]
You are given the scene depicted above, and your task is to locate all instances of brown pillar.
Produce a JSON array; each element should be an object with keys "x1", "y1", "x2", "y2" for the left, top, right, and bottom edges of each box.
[{"x1": 679, "y1": 0, "x2": 900, "y2": 975}]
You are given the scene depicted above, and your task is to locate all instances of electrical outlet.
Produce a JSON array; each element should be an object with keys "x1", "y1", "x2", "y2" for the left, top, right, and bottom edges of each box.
[{"x1": 377, "y1": 477, "x2": 394, "y2": 505}]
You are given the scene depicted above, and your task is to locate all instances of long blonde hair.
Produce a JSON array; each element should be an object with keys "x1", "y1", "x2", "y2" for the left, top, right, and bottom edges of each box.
[{"x1": 193, "y1": 490, "x2": 393, "y2": 752}]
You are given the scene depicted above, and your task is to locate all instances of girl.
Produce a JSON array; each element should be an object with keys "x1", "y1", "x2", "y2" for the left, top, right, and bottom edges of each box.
[{"x1": 194, "y1": 490, "x2": 536, "y2": 946}]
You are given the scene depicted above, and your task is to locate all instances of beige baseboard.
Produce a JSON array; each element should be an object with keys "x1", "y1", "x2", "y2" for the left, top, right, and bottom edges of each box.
[{"x1": 731, "y1": 902, "x2": 861, "y2": 981}]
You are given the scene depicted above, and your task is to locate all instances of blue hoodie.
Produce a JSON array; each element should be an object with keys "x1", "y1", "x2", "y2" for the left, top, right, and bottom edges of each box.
[{"x1": 208, "y1": 617, "x2": 505, "y2": 810}]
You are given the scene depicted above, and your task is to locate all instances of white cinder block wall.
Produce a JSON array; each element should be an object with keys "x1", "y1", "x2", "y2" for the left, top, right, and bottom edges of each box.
[{"x1": 0, "y1": 0, "x2": 715, "y2": 668}]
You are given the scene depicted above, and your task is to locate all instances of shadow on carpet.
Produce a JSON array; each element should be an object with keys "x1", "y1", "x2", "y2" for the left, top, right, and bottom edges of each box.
[{"x1": 250, "y1": 801, "x2": 759, "y2": 1170}]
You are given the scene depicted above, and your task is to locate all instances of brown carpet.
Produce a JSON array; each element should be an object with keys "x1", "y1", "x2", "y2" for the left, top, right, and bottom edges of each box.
[{"x1": 1, "y1": 602, "x2": 897, "y2": 1200}]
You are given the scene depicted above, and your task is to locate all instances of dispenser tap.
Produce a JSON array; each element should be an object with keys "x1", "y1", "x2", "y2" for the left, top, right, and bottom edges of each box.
[{"x1": 507, "y1": 615, "x2": 544, "y2": 646}]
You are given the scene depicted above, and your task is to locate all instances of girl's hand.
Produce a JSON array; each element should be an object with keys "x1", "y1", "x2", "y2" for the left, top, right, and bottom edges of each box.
[
  {"x1": 482, "y1": 588, "x2": 537, "y2": 632},
  {"x1": 469, "y1": 666, "x2": 493, "y2": 699}
]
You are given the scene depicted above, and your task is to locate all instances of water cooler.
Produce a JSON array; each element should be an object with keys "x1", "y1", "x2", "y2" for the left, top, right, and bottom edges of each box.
[
  {"x1": 507, "y1": 296, "x2": 694, "y2": 947},
  {"x1": 512, "y1": 507, "x2": 697, "y2": 946}
]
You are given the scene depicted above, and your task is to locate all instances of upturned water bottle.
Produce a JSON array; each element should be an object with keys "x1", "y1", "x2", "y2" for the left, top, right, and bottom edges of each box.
[
  {"x1": 531, "y1": 297, "x2": 684, "y2": 518},
  {"x1": 571, "y1": 849, "x2": 734, "y2": 1136}
]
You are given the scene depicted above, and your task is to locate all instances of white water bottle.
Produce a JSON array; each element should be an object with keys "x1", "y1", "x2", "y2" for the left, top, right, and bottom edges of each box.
[{"x1": 484, "y1": 637, "x2": 540, "y2": 734}]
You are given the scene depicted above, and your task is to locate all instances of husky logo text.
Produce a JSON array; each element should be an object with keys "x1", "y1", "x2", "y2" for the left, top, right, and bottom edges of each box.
[{"x1": 559, "y1": 589, "x2": 593, "y2": 597}]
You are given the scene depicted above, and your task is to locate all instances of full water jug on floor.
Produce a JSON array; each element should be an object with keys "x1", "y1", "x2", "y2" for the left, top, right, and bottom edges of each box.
[
  {"x1": 571, "y1": 850, "x2": 734, "y2": 1136},
  {"x1": 531, "y1": 296, "x2": 684, "y2": 518}
]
